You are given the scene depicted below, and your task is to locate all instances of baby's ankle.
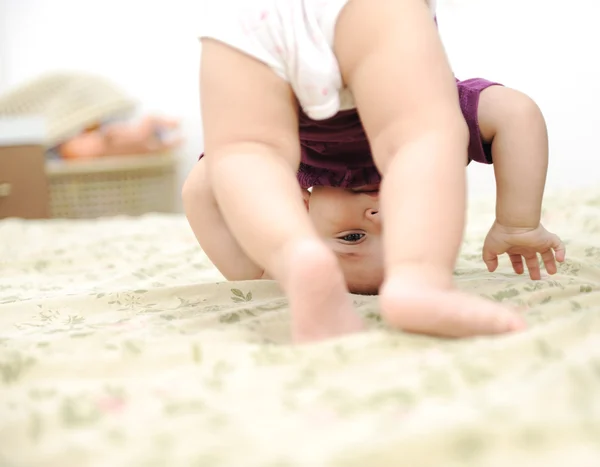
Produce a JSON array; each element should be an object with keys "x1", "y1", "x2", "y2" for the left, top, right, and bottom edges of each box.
[
  {"x1": 385, "y1": 263, "x2": 454, "y2": 291},
  {"x1": 269, "y1": 238, "x2": 339, "y2": 286}
]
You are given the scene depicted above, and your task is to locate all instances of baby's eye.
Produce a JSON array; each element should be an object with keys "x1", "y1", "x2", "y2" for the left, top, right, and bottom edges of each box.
[{"x1": 339, "y1": 233, "x2": 365, "y2": 243}]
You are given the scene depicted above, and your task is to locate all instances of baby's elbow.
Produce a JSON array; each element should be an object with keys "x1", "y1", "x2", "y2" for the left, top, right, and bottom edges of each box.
[{"x1": 505, "y1": 90, "x2": 546, "y2": 128}]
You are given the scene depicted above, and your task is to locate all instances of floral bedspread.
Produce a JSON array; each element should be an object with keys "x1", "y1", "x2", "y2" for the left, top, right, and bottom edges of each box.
[{"x1": 1, "y1": 189, "x2": 600, "y2": 467}]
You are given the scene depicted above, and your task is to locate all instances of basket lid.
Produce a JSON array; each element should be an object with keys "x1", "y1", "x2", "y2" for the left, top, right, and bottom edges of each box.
[{"x1": 0, "y1": 72, "x2": 136, "y2": 148}]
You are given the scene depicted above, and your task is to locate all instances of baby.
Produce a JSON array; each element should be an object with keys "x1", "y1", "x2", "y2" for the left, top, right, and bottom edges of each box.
[
  {"x1": 298, "y1": 80, "x2": 564, "y2": 292},
  {"x1": 185, "y1": 0, "x2": 565, "y2": 343}
]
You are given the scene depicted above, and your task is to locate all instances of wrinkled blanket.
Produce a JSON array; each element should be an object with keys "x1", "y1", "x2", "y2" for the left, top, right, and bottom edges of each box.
[{"x1": 1, "y1": 189, "x2": 599, "y2": 467}]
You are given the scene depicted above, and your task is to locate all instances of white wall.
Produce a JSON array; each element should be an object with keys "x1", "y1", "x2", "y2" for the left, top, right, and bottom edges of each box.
[
  {"x1": 438, "y1": 0, "x2": 600, "y2": 196},
  {"x1": 1, "y1": 0, "x2": 598, "y2": 210},
  {"x1": 0, "y1": 0, "x2": 9, "y2": 90}
]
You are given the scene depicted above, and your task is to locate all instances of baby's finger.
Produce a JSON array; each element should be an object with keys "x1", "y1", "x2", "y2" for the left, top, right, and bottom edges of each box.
[
  {"x1": 509, "y1": 254, "x2": 524, "y2": 275},
  {"x1": 524, "y1": 252, "x2": 541, "y2": 280},
  {"x1": 540, "y1": 248, "x2": 557, "y2": 275},
  {"x1": 551, "y1": 234, "x2": 566, "y2": 262},
  {"x1": 482, "y1": 249, "x2": 499, "y2": 273}
]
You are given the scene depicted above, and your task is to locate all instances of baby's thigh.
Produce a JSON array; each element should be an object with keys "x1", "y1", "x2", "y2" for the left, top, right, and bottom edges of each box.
[
  {"x1": 200, "y1": 39, "x2": 300, "y2": 166},
  {"x1": 332, "y1": 0, "x2": 464, "y2": 166}
]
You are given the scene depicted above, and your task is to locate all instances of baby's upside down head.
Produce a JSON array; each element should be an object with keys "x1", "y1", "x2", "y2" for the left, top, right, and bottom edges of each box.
[{"x1": 305, "y1": 184, "x2": 383, "y2": 295}]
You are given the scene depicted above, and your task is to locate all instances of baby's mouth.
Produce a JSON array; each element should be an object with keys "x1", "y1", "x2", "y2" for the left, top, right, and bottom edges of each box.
[{"x1": 351, "y1": 184, "x2": 380, "y2": 197}]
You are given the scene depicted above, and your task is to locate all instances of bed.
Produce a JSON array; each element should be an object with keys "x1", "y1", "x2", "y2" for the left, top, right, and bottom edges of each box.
[{"x1": 1, "y1": 187, "x2": 600, "y2": 467}]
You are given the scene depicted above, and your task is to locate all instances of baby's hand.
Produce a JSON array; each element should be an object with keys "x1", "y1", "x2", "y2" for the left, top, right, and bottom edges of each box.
[{"x1": 482, "y1": 222, "x2": 566, "y2": 280}]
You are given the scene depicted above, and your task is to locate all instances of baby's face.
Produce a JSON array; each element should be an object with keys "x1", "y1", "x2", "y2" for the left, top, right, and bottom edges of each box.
[{"x1": 307, "y1": 185, "x2": 383, "y2": 294}]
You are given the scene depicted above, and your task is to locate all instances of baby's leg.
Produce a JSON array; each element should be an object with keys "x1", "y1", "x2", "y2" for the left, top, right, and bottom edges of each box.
[
  {"x1": 200, "y1": 40, "x2": 363, "y2": 343},
  {"x1": 334, "y1": 0, "x2": 524, "y2": 337}
]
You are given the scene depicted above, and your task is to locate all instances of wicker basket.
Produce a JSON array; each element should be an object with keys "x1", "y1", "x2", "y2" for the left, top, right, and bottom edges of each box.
[{"x1": 46, "y1": 153, "x2": 177, "y2": 219}]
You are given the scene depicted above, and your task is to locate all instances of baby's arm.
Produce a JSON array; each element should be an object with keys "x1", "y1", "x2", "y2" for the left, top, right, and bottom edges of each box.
[
  {"x1": 477, "y1": 86, "x2": 548, "y2": 228},
  {"x1": 476, "y1": 85, "x2": 565, "y2": 278},
  {"x1": 182, "y1": 159, "x2": 268, "y2": 280}
]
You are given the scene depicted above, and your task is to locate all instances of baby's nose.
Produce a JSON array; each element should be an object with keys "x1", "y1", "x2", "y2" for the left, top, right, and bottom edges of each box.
[{"x1": 365, "y1": 209, "x2": 381, "y2": 224}]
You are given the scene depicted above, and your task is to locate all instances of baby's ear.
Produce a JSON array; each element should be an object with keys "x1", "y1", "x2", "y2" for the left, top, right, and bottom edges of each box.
[{"x1": 302, "y1": 189, "x2": 310, "y2": 210}]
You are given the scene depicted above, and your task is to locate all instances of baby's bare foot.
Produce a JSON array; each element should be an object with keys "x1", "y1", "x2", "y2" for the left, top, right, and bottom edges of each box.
[
  {"x1": 282, "y1": 240, "x2": 365, "y2": 343},
  {"x1": 380, "y1": 276, "x2": 525, "y2": 338}
]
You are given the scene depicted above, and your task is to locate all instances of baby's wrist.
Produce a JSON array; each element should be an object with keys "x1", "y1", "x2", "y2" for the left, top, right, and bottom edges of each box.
[{"x1": 495, "y1": 210, "x2": 541, "y2": 232}]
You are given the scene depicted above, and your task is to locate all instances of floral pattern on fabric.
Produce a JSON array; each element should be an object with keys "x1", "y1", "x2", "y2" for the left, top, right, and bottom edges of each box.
[{"x1": 1, "y1": 189, "x2": 600, "y2": 466}]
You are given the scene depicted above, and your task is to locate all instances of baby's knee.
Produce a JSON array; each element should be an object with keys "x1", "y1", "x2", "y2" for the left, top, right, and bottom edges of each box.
[
  {"x1": 181, "y1": 176, "x2": 195, "y2": 207},
  {"x1": 182, "y1": 161, "x2": 210, "y2": 208},
  {"x1": 371, "y1": 115, "x2": 469, "y2": 172}
]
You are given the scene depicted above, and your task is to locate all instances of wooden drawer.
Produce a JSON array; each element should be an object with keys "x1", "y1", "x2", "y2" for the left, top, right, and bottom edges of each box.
[{"x1": 0, "y1": 144, "x2": 50, "y2": 219}]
